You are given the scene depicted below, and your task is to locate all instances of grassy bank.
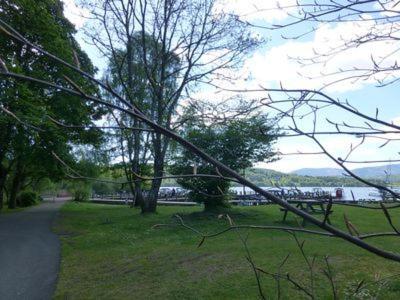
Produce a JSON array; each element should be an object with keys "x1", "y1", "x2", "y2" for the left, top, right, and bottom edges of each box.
[{"x1": 54, "y1": 202, "x2": 400, "y2": 299}]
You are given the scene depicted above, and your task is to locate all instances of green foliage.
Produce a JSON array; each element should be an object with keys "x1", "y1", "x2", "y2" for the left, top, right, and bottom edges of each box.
[
  {"x1": 174, "y1": 165, "x2": 231, "y2": 211},
  {"x1": 172, "y1": 115, "x2": 277, "y2": 210},
  {"x1": 106, "y1": 32, "x2": 180, "y2": 109},
  {"x1": 91, "y1": 180, "x2": 116, "y2": 195},
  {"x1": 0, "y1": 0, "x2": 105, "y2": 209},
  {"x1": 70, "y1": 182, "x2": 91, "y2": 202},
  {"x1": 179, "y1": 115, "x2": 277, "y2": 170},
  {"x1": 17, "y1": 190, "x2": 41, "y2": 207},
  {"x1": 66, "y1": 157, "x2": 103, "y2": 201},
  {"x1": 105, "y1": 32, "x2": 181, "y2": 207},
  {"x1": 89, "y1": 162, "x2": 153, "y2": 195},
  {"x1": 73, "y1": 188, "x2": 90, "y2": 202}
]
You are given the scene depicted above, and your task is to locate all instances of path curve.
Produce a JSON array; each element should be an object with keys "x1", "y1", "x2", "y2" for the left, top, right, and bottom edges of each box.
[{"x1": 0, "y1": 199, "x2": 66, "y2": 300}]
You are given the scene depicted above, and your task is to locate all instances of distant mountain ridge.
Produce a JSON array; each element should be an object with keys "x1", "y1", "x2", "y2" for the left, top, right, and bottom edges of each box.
[
  {"x1": 241, "y1": 168, "x2": 386, "y2": 187},
  {"x1": 291, "y1": 164, "x2": 400, "y2": 178},
  {"x1": 160, "y1": 167, "x2": 389, "y2": 187},
  {"x1": 292, "y1": 168, "x2": 344, "y2": 177}
]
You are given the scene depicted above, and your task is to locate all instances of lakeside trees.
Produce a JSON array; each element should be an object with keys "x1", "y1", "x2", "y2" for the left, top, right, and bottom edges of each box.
[
  {"x1": 0, "y1": 0, "x2": 103, "y2": 210},
  {"x1": 172, "y1": 114, "x2": 277, "y2": 211},
  {"x1": 83, "y1": 0, "x2": 261, "y2": 213},
  {"x1": 105, "y1": 31, "x2": 180, "y2": 210}
]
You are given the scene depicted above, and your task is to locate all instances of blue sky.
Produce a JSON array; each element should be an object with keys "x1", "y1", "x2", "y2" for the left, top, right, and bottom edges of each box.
[{"x1": 62, "y1": 0, "x2": 400, "y2": 173}]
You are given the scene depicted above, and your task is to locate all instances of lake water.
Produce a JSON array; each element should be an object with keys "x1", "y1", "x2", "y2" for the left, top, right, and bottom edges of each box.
[
  {"x1": 230, "y1": 186, "x2": 381, "y2": 201},
  {"x1": 162, "y1": 186, "x2": 385, "y2": 201}
]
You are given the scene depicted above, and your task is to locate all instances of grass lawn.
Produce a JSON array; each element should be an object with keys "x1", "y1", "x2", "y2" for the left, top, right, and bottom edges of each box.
[{"x1": 54, "y1": 202, "x2": 400, "y2": 299}]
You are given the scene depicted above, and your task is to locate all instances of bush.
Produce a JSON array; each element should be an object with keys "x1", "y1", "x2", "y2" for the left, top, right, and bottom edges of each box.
[
  {"x1": 173, "y1": 165, "x2": 231, "y2": 211},
  {"x1": 73, "y1": 188, "x2": 90, "y2": 202},
  {"x1": 67, "y1": 181, "x2": 91, "y2": 202},
  {"x1": 17, "y1": 191, "x2": 39, "y2": 207}
]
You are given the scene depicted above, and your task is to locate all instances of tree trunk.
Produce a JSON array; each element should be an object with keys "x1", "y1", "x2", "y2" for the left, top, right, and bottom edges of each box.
[
  {"x1": 134, "y1": 182, "x2": 144, "y2": 207},
  {"x1": 126, "y1": 33, "x2": 146, "y2": 208},
  {"x1": 0, "y1": 124, "x2": 12, "y2": 211},
  {"x1": 141, "y1": 134, "x2": 164, "y2": 213},
  {"x1": 132, "y1": 123, "x2": 144, "y2": 207},
  {"x1": 8, "y1": 164, "x2": 24, "y2": 209},
  {"x1": 8, "y1": 175, "x2": 19, "y2": 209},
  {"x1": 142, "y1": 178, "x2": 161, "y2": 213},
  {"x1": 0, "y1": 168, "x2": 7, "y2": 211},
  {"x1": 0, "y1": 184, "x2": 4, "y2": 211}
]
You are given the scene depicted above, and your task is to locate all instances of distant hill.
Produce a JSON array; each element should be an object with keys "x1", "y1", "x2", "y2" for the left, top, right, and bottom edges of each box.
[
  {"x1": 242, "y1": 168, "x2": 384, "y2": 187},
  {"x1": 161, "y1": 167, "x2": 384, "y2": 187},
  {"x1": 353, "y1": 164, "x2": 400, "y2": 178},
  {"x1": 160, "y1": 165, "x2": 396, "y2": 188},
  {"x1": 292, "y1": 168, "x2": 344, "y2": 177},
  {"x1": 292, "y1": 164, "x2": 400, "y2": 178}
]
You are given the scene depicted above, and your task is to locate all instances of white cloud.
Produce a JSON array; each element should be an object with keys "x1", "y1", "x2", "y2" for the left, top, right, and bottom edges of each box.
[
  {"x1": 257, "y1": 137, "x2": 337, "y2": 172},
  {"x1": 244, "y1": 21, "x2": 400, "y2": 93},
  {"x1": 374, "y1": 1, "x2": 400, "y2": 17},
  {"x1": 391, "y1": 116, "x2": 400, "y2": 125},
  {"x1": 62, "y1": 0, "x2": 88, "y2": 29},
  {"x1": 261, "y1": 131, "x2": 399, "y2": 173},
  {"x1": 216, "y1": 0, "x2": 296, "y2": 22}
]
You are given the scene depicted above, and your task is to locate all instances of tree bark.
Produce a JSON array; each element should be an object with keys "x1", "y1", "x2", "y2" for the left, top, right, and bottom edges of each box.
[
  {"x1": 131, "y1": 120, "x2": 144, "y2": 207},
  {"x1": 141, "y1": 133, "x2": 164, "y2": 213},
  {"x1": 134, "y1": 183, "x2": 144, "y2": 207},
  {"x1": 0, "y1": 168, "x2": 7, "y2": 211},
  {"x1": 8, "y1": 176, "x2": 18, "y2": 209},
  {"x1": 8, "y1": 163, "x2": 24, "y2": 209},
  {"x1": 0, "y1": 124, "x2": 12, "y2": 211},
  {"x1": 142, "y1": 177, "x2": 161, "y2": 213}
]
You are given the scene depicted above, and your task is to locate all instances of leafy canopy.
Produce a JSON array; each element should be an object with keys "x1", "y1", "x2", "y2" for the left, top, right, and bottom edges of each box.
[{"x1": 171, "y1": 114, "x2": 278, "y2": 210}]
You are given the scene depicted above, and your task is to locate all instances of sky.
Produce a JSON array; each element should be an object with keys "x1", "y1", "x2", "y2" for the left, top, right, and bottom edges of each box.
[{"x1": 62, "y1": 0, "x2": 400, "y2": 173}]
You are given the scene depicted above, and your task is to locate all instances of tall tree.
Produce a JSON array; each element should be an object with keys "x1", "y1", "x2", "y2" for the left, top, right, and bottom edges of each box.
[
  {"x1": 0, "y1": 0, "x2": 103, "y2": 209},
  {"x1": 172, "y1": 114, "x2": 278, "y2": 211},
  {"x1": 105, "y1": 32, "x2": 179, "y2": 208},
  {"x1": 84, "y1": 0, "x2": 261, "y2": 212}
]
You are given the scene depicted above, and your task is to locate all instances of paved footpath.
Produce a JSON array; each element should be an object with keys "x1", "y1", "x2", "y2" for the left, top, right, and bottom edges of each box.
[{"x1": 0, "y1": 200, "x2": 66, "y2": 300}]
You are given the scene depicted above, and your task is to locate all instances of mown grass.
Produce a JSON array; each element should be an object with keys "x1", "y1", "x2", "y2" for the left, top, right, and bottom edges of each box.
[{"x1": 54, "y1": 202, "x2": 400, "y2": 299}]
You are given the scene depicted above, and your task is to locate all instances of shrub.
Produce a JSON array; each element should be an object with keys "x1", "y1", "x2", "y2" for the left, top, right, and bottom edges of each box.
[
  {"x1": 17, "y1": 191, "x2": 39, "y2": 207},
  {"x1": 73, "y1": 188, "x2": 90, "y2": 202},
  {"x1": 172, "y1": 165, "x2": 231, "y2": 211}
]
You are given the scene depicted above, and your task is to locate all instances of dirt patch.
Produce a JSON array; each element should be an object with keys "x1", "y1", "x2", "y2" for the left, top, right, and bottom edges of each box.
[
  {"x1": 57, "y1": 230, "x2": 81, "y2": 237},
  {"x1": 183, "y1": 209, "x2": 261, "y2": 221},
  {"x1": 176, "y1": 252, "x2": 247, "y2": 281},
  {"x1": 177, "y1": 253, "x2": 211, "y2": 265}
]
